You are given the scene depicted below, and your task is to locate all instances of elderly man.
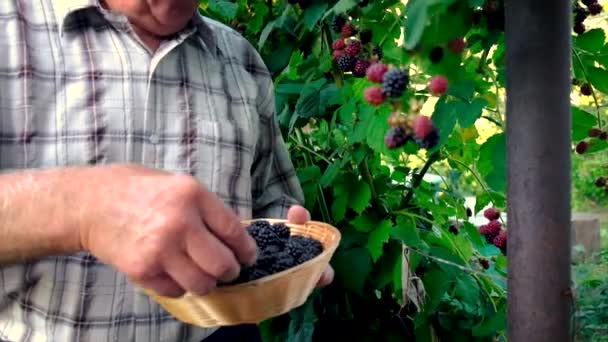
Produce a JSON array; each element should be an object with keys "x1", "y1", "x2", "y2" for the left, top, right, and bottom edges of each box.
[{"x1": 0, "y1": 0, "x2": 333, "y2": 341}]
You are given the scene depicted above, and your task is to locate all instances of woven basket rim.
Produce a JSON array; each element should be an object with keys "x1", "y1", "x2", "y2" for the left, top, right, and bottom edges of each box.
[{"x1": 198, "y1": 218, "x2": 341, "y2": 293}]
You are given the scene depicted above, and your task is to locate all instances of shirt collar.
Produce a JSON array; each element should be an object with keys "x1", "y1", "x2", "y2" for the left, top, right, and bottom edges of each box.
[{"x1": 52, "y1": 0, "x2": 217, "y2": 55}]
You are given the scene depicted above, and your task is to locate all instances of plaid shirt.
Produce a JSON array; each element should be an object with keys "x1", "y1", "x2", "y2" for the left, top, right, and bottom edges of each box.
[{"x1": 0, "y1": 1, "x2": 304, "y2": 341}]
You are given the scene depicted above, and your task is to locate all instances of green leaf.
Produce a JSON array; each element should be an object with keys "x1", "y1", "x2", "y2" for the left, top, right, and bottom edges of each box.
[
  {"x1": 477, "y1": 133, "x2": 506, "y2": 193},
  {"x1": 367, "y1": 220, "x2": 393, "y2": 262},
  {"x1": 332, "y1": 247, "x2": 373, "y2": 295},
  {"x1": 329, "y1": 0, "x2": 359, "y2": 15},
  {"x1": 587, "y1": 66, "x2": 608, "y2": 95},
  {"x1": 432, "y1": 98, "x2": 459, "y2": 146},
  {"x1": 415, "y1": 269, "x2": 453, "y2": 327},
  {"x1": 287, "y1": 51, "x2": 304, "y2": 80},
  {"x1": 575, "y1": 28, "x2": 606, "y2": 53},
  {"x1": 572, "y1": 106, "x2": 597, "y2": 141},
  {"x1": 287, "y1": 297, "x2": 317, "y2": 342},
  {"x1": 302, "y1": 3, "x2": 328, "y2": 31},
  {"x1": 208, "y1": 0, "x2": 238, "y2": 20},
  {"x1": 404, "y1": 0, "x2": 429, "y2": 50},
  {"x1": 258, "y1": 20, "x2": 276, "y2": 50},
  {"x1": 348, "y1": 181, "x2": 372, "y2": 214},
  {"x1": 320, "y1": 160, "x2": 341, "y2": 187},
  {"x1": 350, "y1": 215, "x2": 377, "y2": 233},
  {"x1": 391, "y1": 216, "x2": 423, "y2": 248},
  {"x1": 454, "y1": 274, "x2": 481, "y2": 315},
  {"x1": 331, "y1": 194, "x2": 348, "y2": 222},
  {"x1": 458, "y1": 98, "x2": 487, "y2": 128},
  {"x1": 248, "y1": 3, "x2": 269, "y2": 33},
  {"x1": 447, "y1": 79, "x2": 476, "y2": 102},
  {"x1": 296, "y1": 165, "x2": 321, "y2": 183},
  {"x1": 473, "y1": 303, "x2": 506, "y2": 336}
]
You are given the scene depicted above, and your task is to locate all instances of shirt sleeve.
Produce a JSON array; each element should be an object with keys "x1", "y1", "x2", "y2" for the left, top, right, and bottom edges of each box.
[{"x1": 248, "y1": 52, "x2": 305, "y2": 219}]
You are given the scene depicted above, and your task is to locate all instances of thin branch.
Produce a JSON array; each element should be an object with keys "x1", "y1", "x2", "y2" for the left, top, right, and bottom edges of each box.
[
  {"x1": 573, "y1": 48, "x2": 603, "y2": 129},
  {"x1": 400, "y1": 151, "x2": 441, "y2": 208}
]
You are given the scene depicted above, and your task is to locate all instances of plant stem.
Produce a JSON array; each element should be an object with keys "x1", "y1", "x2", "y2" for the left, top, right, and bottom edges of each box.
[
  {"x1": 573, "y1": 48, "x2": 603, "y2": 129},
  {"x1": 295, "y1": 128, "x2": 331, "y2": 222},
  {"x1": 267, "y1": 0, "x2": 273, "y2": 20},
  {"x1": 400, "y1": 151, "x2": 441, "y2": 208},
  {"x1": 360, "y1": 158, "x2": 378, "y2": 199}
]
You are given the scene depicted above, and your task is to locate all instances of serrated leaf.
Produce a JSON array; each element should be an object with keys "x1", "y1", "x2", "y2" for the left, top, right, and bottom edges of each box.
[
  {"x1": 349, "y1": 181, "x2": 372, "y2": 213},
  {"x1": 477, "y1": 133, "x2": 506, "y2": 193},
  {"x1": 367, "y1": 220, "x2": 393, "y2": 262},
  {"x1": 302, "y1": 2, "x2": 328, "y2": 31},
  {"x1": 587, "y1": 66, "x2": 608, "y2": 95},
  {"x1": 575, "y1": 28, "x2": 606, "y2": 53},
  {"x1": 332, "y1": 247, "x2": 373, "y2": 295},
  {"x1": 572, "y1": 106, "x2": 597, "y2": 141},
  {"x1": 208, "y1": 0, "x2": 238, "y2": 20}
]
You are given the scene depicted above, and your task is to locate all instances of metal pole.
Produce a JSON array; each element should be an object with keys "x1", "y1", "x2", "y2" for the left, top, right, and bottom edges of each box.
[{"x1": 505, "y1": 1, "x2": 572, "y2": 341}]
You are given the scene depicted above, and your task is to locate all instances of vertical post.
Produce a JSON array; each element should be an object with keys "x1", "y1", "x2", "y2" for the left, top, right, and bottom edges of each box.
[{"x1": 505, "y1": 1, "x2": 572, "y2": 341}]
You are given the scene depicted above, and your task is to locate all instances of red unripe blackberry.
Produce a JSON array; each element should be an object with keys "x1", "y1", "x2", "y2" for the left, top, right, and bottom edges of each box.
[
  {"x1": 364, "y1": 86, "x2": 385, "y2": 105},
  {"x1": 413, "y1": 115, "x2": 434, "y2": 140},
  {"x1": 595, "y1": 177, "x2": 606, "y2": 188},
  {"x1": 576, "y1": 141, "x2": 589, "y2": 154},
  {"x1": 581, "y1": 83, "x2": 593, "y2": 96},
  {"x1": 345, "y1": 40, "x2": 362, "y2": 57},
  {"x1": 428, "y1": 75, "x2": 449, "y2": 96},
  {"x1": 484, "y1": 207, "x2": 501, "y2": 221},
  {"x1": 332, "y1": 39, "x2": 346, "y2": 51},
  {"x1": 353, "y1": 59, "x2": 370, "y2": 78},
  {"x1": 493, "y1": 230, "x2": 507, "y2": 252},
  {"x1": 589, "y1": 127, "x2": 602, "y2": 138},
  {"x1": 341, "y1": 23, "x2": 356, "y2": 38},
  {"x1": 366, "y1": 63, "x2": 389, "y2": 83},
  {"x1": 448, "y1": 37, "x2": 466, "y2": 54},
  {"x1": 479, "y1": 224, "x2": 490, "y2": 235},
  {"x1": 589, "y1": 2, "x2": 603, "y2": 15},
  {"x1": 487, "y1": 220, "x2": 501, "y2": 235},
  {"x1": 333, "y1": 50, "x2": 345, "y2": 60}
]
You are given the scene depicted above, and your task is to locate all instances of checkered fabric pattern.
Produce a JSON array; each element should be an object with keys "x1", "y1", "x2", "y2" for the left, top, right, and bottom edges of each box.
[{"x1": 0, "y1": 1, "x2": 304, "y2": 341}]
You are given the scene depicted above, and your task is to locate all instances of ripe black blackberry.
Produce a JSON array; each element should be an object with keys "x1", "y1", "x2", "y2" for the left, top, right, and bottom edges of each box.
[
  {"x1": 601, "y1": 132, "x2": 608, "y2": 140},
  {"x1": 596, "y1": 177, "x2": 606, "y2": 188},
  {"x1": 588, "y1": 2, "x2": 603, "y2": 15},
  {"x1": 385, "y1": 127, "x2": 412, "y2": 149},
  {"x1": 416, "y1": 128, "x2": 439, "y2": 149},
  {"x1": 331, "y1": 15, "x2": 346, "y2": 33},
  {"x1": 271, "y1": 222, "x2": 291, "y2": 241},
  {"x1": 574, "y1": 21, "x2": 586, "y2": 35},
  {"x1": 359, "y1": 29, "x2": 372, "y2": 44},
  {"x1": 449, "y1": 224, "x2": 459, "y2": 235},
  {"x1": 337, "y1": 55, "x2": 357, "y2": 72},
  {"x1": 582, "y1": 0, "x2": 596, "y2": 6},
  {"x1": 373, "y1": 45, "x2": 383, "y2": 60},
  {"x1": 581, "y1": 83, "x2": 593, "y2": 96},
  {"x1": 429, "y1": 46, "x2": 444, "y2": 64},
  {"x1": 353, "y1": 59, "x2": 370, "y2": 78},
  {"x1": 382, "y1": 68, "x2": 409, "y2": 98},
  {"x1": 479, "y1": 258, "x2": 490, "y2": 270}
]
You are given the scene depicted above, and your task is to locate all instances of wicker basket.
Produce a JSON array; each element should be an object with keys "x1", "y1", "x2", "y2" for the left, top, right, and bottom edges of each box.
[{"x1": 143, "y1": 219, "x2": 341, "y2": 327}]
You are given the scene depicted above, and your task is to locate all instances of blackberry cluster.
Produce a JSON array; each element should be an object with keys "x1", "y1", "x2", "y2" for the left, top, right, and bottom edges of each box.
[
  {"x1": 383, "y1": 112, "x2": 439, "y2": 150},
  {"x1": 477, "y1": 207, "x2": 507, "y2": 255},
  {"x1": 330, "y1": 16, "x2": 381, "y2": 78},
  {"x1": 573, "y1": 0, "x2": 603, "y2": 35},
  {"x1": 576, "y1": 126, "x2": 608, "y2": 155},
  {"x1": 223, "y1": 220, "x2": 324, "y2": 285}
]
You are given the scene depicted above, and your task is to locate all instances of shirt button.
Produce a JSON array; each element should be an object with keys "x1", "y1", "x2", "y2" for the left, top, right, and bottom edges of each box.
[{"x1": 149, "y1": 133, "x2": 160, "y2": 144}]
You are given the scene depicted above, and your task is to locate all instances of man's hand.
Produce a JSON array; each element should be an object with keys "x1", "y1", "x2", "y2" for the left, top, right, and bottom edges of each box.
[
  {"x1": 79, "y1": 164, "x2": 258, "y2": 298},
  {"x1": 287, "y1": 205, "x2": 334, "y2": 288}
]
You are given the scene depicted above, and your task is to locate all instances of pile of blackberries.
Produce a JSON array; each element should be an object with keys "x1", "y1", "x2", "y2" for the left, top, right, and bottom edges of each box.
[
  {"x1": 330, "y1": 15, "x2": 381, "y2": 77},
  {"x1": 222, "y1": 220, "x2": 324, "y2": 285},
  {"x1": 573, "y1": 0, "x2": 603, "y2": 35}
]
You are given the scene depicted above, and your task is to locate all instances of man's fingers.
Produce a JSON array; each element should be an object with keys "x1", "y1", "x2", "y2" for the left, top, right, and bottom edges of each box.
[
  {"x1": 287, "y1": 205, "x2": 310, "y2": 224},
  {"x1": 136, "y1": 273, "x2": 185, "y2": 298},
  {"x1": 162, "y1": 251, "x2": 217, "y2": 296},
  {"x1": 196, "y1": 188, "x2": 258, "y2": 266},
  {"x1": 186, "y1": 224, "x2": 242, "y2": 283},
  {"x1": 316, "y1": 266, "x2": 334, "y2": 288}
]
